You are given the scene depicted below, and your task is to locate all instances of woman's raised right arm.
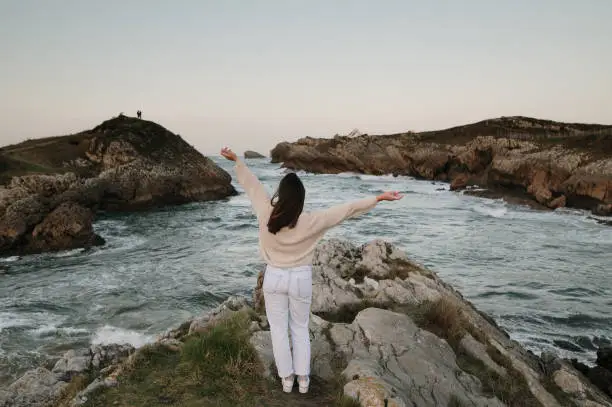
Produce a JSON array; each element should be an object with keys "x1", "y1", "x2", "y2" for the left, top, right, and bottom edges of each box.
[{"x1": 308, "y1": 191, "x2": 402, "y2": 233}]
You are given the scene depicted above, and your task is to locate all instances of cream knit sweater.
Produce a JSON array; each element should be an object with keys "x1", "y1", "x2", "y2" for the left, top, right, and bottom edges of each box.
[{"x1": 235, "y1": 160, "x2": 378, "y2": 268}]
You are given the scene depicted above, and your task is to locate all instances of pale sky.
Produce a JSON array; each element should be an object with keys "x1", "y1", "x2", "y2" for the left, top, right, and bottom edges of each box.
[{"x1": 1, "y1": 0, "x2": 611, "y2": 154}]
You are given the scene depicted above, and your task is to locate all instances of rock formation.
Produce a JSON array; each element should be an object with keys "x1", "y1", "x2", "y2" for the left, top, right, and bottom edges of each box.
[
  {"x1": 4, "y1": 239, "x2": 610, "y2": 407},
  {"x1": 0, "y1": 344, "x2": 134, "y2": 407},
  {"x1": 571, "y1": 345, "x2": 612, "y2": 399},
  {"x1": 244, "y1": 150, "x2": 265, "y2": 159},
  {"x1": 0, "y1": 116, "x2": 236, "y2": 255},
  {"x1": 271, "y1": 116, "x2": 612, "y2": 217}
]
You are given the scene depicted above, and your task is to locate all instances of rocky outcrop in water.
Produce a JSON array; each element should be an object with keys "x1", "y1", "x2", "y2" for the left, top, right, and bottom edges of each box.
[
  {"x1": 0, "y1": 115, "x2": 236, "y2": 255},
  {"x1": 6, "y1": 239, "x2": 610, "y2": 407},
  {"x1": 271, "y1": 116, "x2": 612, "y2": 217},
  {"x1": 244, "y1": 150, "x2": 265, "y2": 159}
]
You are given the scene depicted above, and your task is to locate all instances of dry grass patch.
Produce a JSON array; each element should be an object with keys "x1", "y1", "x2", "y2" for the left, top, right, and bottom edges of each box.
[
  {"x1": 456, "y1": 352, "x2": 542, "y2": 407},
  {"x1": 404, "y1": 298, "x2": 486, "y2": 348},
  {"x1": 53, "y1": 374, "x2": 91, "y2": 407},
  {"x1": 401, "y1": 299, "x2": 546, "y2": 406}
]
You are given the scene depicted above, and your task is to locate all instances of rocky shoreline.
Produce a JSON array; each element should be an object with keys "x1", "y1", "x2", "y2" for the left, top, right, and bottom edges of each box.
[
  {"x1": 0, "y1": 115, "x2": 236, "y2": 256},
  {"x1": 270, "y1": 116, "x2": 612, "y2": 218},
  {"x1": 3, "y1": 239, "x2": 610, "y2": 407}
]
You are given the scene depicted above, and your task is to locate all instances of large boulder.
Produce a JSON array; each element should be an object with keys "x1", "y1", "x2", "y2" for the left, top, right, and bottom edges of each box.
[
  {"x1": 0, "y1": 195, "x2": 48, "y2": 252},
  {"x1": 1, "y1": 344, "x2": 135, "y2": 407},
  {"x1": 28, "y1": 201, "x2": 104, "y2": 253},
  {"x1": 0, "y1": 368, "x2": 67, "y2": 407}
]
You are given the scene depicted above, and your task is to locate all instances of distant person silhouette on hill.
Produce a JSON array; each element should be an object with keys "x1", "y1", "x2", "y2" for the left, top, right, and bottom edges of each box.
[
  {"x1": 137, "y1": 110, "x2": 142, "y2": 119},
  {"x1": 220, "y1": 147, "x2": 403, "y2": 395}
]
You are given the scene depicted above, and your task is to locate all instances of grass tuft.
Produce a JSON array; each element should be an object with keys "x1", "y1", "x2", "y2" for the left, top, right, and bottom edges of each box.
[
  {"x1": 400, "y1": 299, "x2": 546, "y2": 407},
  {"x1": 456, "y1": 352, "x2": 542, "y2": 406},
  {"x1": 404, "y1": 298, "x2": 486, "y2": 348},
  {"x1": 53, "y1": 374, "x2": 91, "y2": 407}
]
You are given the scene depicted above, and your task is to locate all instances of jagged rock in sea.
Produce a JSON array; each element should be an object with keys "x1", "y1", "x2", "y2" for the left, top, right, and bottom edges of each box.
[
  {"x1": 244, "y1": 150, "x2": 265, "y2": 159},
  {"x1": 4, "y1": 239, "x2": 610, "y2": 407},
  {"x1": 0, "y1": 115, "x2": 236, "y2": 255},
  {"x1": 270, "y1": 116, "x2": 612, "y2": 218}
]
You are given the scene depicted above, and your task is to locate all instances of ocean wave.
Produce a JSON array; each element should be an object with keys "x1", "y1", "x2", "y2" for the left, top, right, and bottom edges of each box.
[
  {"x1": 358, "y1": 174, "x2": 406, "y2": 181},
  {"x1": 0, "y1": 256, "x2": 20, "y2": 263},
  {"x1": 32, "y1": 325, "x2": 90, "y2": 338},
  {"x1": 87, "y1": 234, "x2": 148, "y2": 257},
  {"x1": 548, "y1": 287, "x2": 603, "y2": 297},
  {"x1": 0, "y1": 313, "x2": 34, "y2": 331},
  {"x1": 476, "y1": 290, "x2": 539, "y2": 300},
  {"x1": 471, "y1": 203, "x2": 508, "y2": 218},
  {"x1": 541, "y1": 313, "x2": 611, "y2": 329},
  {"x1": 226, "y1": 223, "x2": 257, "y2": 231},
  {"x1": 333, "y1": 172, "x2": 361, "y2": 179},
  {"x1": 53, "y1": 248, "x2": 85, "y2": 258},
  {"x1": 0, "y1": 311, "x2": 68, "y2": 334},
  {"x1": 91, "y1": 325, "x2": 154, "y2": 348}
]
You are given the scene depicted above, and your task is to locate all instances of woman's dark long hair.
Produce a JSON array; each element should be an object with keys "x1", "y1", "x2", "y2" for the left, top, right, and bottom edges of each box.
[{"x1": 267, "y1": 172, "x2": 305, "y2": 234}]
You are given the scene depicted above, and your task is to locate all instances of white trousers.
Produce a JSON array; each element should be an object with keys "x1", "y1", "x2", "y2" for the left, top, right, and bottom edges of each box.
[{"x1": 263, "y1": 264, "x2": 312, "y2": 378}]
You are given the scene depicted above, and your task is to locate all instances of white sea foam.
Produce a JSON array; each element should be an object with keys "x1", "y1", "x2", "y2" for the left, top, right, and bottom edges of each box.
[
  {"x1": 0, "y1": 311, "x2": 68, "y2": 334},
  {"x1": 32, "y1": 324, "x2": 90, "y2": 337},
  {"x1": 53, "y1": 248, "x2": 85, "y2": 258},
  {"x1": 0, "y1": 313, "x2": 32, "y2": 331},
  {"x1": 472, "y1": 203, "x2": 508, "y2": 218},
  {"x1": 357, "y1": 174, "x2": 407, "y2": 181},
  {"x1": 91, "y1": 325, "x2": 154, "y2": 348}
]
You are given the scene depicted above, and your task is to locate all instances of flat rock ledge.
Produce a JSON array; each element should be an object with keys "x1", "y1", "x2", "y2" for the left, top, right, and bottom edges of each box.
[{"x1": 3, "y1": 239, "x2": 611, "y2": 407}]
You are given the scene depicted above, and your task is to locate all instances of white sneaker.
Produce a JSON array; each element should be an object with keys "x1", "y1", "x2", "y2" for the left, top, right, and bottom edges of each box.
[
  {"x1": 282, "y1": 374, "x2": 295, "y2": 393},
  {"x1": 298, "y1": 375, "x2": 310, "y2": 394}
]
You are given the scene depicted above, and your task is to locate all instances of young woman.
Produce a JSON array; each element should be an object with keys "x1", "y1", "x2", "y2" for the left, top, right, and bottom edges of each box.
[{"x1": 221, "y1": 147, "x2": 402, "y2": 394}]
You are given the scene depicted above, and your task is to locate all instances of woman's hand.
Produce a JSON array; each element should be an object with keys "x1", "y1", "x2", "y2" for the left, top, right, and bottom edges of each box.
[
  {"x1": 221, "y1": 147, "x2": 238, "y2": 161},
  {"x1": 376, "y1": 191, "x2": 403, "y2": 202}
]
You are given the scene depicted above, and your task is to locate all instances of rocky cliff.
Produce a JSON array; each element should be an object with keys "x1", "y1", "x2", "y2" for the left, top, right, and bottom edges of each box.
[
  {"x1": 4, "y1": 239, "x2": 610, "y2": 407},
  {"x1": 271, "y1": 116, "x2": 612, "y2": 217},
  {"x1": 0, "y1": 115, "x2": 236, "y2": 255}
]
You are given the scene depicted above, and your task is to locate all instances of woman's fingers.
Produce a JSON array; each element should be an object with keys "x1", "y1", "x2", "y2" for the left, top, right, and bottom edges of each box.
[
  {"x1": 384, "y1": 191, "x2": 403, "y2": 200},
  {"x1": 220, "y1": 147, "x2": 238, "y2": 161},
  {"x1": 220, "y1": 147, "x2": 236, "y2": 160}
]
